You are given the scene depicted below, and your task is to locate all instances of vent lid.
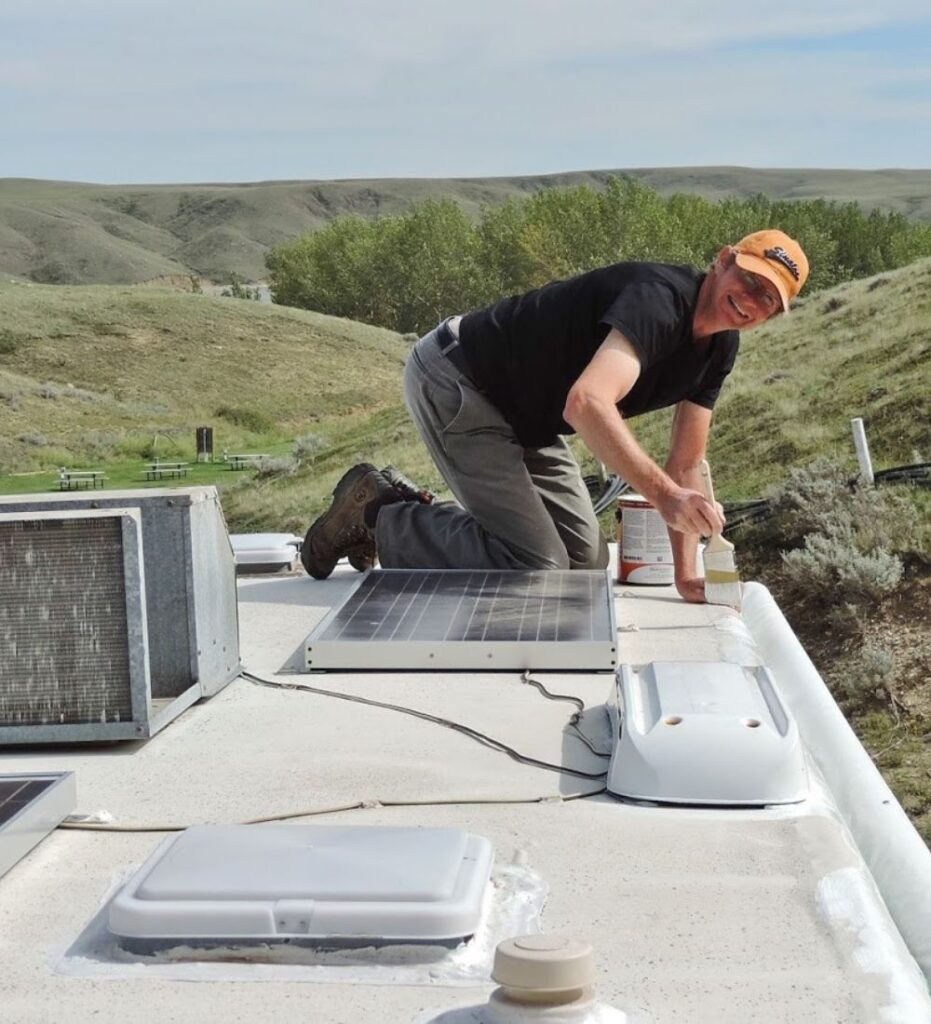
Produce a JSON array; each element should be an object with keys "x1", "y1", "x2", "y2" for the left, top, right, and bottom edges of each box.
[
  {"x1": 305, "y1": 569, "x2": 616, "y2": 671},
  {"x1": 109, "y1": 824, "x2": 494, "y2": 946},
  {"x1": 607, "y1": 662, "x2": 808, "y2": 805},
  {"x1": 230, "y1": 533, "x2": 300, "y2": 573}
]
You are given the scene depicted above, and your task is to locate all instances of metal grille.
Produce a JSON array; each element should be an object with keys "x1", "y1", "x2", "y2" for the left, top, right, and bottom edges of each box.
[
  {"x1": 306, "y1": 570, "x2": 616, "y2": 671},
  {"x1": 0, "y1": 518, "x2": 133, "y2": 725}
]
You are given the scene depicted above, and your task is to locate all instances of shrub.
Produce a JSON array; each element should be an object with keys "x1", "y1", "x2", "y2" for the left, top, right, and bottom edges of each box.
[
  {"x1": 843, "y1": 645, "x2": 895, "y2": 703},
  {"x1": 0, "y1": 329, "x2": 21, "y2": 354},
  {"x1": 292, "y1": 433, "x2": 327, "y2": 466},
  {"x1": 766, "y1": 457, "x2": 920, "y2": 556},
  {"x1": 254, "y1": 456, "x2": 296, "y2": 479},
  {"x1": 778, "y1": 533, "x2": 903, "y2": 606},
  {"x1": 220, "y1": 274, "x2": 261, "y2": 301},
  {"x1": 215, "y1": 405, "x2": 274, "y2": 434}
]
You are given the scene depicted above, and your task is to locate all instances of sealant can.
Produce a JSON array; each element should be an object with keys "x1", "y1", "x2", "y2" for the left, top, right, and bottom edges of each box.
[{"x1": 616, "y1": 494, "x2": 675, "y2": 585}]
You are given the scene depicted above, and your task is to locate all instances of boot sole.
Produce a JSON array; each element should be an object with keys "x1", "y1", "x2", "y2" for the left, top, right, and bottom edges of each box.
[{"x1": 302, "y1": 464, "x2": 375, "y2": 579}]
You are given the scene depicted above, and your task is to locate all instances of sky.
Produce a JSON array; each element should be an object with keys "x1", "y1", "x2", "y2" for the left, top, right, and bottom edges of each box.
[{"x1": 2, "y1": 1, "x2": 931, "y2": 184}]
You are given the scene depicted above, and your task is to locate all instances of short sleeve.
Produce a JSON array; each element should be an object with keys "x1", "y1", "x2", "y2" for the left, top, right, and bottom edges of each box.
[{"x1": 600, "y1": 281, "x2": 684, "y2": 367}]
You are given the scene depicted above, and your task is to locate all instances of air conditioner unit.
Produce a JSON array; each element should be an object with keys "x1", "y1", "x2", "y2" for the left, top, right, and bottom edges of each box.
[{"x1": 0, "y1": 487, "x2": 240, "y2": 745}]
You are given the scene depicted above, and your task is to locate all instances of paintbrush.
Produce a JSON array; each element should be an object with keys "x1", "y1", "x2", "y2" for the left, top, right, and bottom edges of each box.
[{"x1": 697, "y1": 459, "x2": 742, "y2": 611}]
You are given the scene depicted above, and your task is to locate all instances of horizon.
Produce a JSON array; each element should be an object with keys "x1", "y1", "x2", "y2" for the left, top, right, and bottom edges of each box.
[{"x1": 4, "y1": 163, "x2": 931, "y2": 190}]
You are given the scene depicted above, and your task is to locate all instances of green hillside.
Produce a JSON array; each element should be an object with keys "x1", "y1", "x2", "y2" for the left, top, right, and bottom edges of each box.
[
  {"x1": 1, "y1": 257, "x2": 929, "y2": 534},
  {"x1": 4, "y1": 167, "x2": 931, "y2": 285},
  {"x1": 0, "y1": 281, "x2": 412, "y2": 532}
]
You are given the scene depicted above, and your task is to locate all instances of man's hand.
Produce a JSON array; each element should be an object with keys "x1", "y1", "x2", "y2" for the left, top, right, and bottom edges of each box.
[
  {"x1": 655, "y1": 486, "x2": 725, "y2": 536},
  {"x1": 675, "y1": 577, "x2": 706, "y2": 603}
]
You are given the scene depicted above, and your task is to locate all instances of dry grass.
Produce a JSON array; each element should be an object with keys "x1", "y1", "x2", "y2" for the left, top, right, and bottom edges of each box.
[{"x1": 0, "y1": 281, "x2": 409, "y2": 480}]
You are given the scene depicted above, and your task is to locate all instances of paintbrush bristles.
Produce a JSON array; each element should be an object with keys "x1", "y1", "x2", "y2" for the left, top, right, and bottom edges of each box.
[{"x1": 697, "y1": 460, "x2": 742, "y2": 611}]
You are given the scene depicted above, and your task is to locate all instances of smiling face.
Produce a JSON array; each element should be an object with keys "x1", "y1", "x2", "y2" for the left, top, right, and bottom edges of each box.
[{"x1": 696, "y1": 247, "x2": 784, "y2": 335}]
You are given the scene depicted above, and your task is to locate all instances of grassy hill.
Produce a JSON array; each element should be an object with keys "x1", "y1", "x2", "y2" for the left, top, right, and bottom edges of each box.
[
  {"x1": 1, "y1": 257, "x2": 929, "y2": 529},
  {"x1": 0, "y1": 281, "x2": 414, "y2": 532},
  {"x1": 4, "y1": 167, "x2": 931, "y2": 285}
]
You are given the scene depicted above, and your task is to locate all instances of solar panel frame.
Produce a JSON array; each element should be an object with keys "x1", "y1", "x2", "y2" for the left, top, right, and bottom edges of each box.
[
  {"x1": 305, "y1": 570, "x2": 617, "y2": 671},
  {"x1": 0, "y1": 772, "x2": 76, "y2": 879}
]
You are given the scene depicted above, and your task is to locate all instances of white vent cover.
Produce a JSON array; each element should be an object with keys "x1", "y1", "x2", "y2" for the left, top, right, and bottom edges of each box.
[
  {"x1": 109, "y1": 824, "x2": 494, "y2": 947},
  {"x1": 230, "y1": 533, "x2": 301, "y2": 572},
  {"x1": 607, "y1": 662, "x2": 808, "y2": 805}
]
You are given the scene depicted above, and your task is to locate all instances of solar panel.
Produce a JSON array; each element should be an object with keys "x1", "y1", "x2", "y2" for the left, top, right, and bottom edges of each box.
[
  {"x1": 0, "y1": 772, "x2": 76, "y2": 879},
  {"x1": 0, "y1": 778, "x2": 55, "y2": 827},
  {"x1": 305, "y1": 570, "x2": 616, "y2": 671}
]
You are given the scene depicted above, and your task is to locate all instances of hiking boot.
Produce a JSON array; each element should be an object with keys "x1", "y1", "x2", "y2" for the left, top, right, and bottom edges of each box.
[
  {"x1": 381, "y1": 465, "x2": 436, "y2": 504},
  {"x1": 344, "y1": 467, "x2": 432, "y2": 572},
  {"x1": 301, "y1": 463, "x2": 398, "y2": 580}
]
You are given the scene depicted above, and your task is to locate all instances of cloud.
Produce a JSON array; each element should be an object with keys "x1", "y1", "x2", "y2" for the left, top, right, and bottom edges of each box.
[{"x1": 1, "y1": 1, "x2": 930, "y2": 180}]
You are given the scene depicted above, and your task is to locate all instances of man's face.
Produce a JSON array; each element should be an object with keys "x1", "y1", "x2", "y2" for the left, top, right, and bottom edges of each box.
[{"x1": 713, "y1": 251, "x2": 783, "y2": 329}]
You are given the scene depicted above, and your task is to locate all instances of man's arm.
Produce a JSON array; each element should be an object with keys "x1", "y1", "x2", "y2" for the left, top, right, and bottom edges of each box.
[
  {"x1": 563, "y1": 328, "x2": 724, "y2": 539},
  {"x1": 664, "y1": 400, "x2": 718, "y2": 603}
]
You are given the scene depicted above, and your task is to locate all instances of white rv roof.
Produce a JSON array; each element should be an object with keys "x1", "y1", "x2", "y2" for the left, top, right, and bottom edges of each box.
[{"x1": 0, "y1": 555, "x2": 929, "y2": 1023}]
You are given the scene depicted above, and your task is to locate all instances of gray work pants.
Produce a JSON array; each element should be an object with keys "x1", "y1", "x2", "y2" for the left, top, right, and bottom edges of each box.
[{"x1": 375, "y1": 323, "x2": 609, "y2": 571}]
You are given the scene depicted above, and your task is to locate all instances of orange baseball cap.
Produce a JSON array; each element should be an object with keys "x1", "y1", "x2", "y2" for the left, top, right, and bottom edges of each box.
[{"x1": 733, "y1": 230, "x2": 809, "y2": 311}]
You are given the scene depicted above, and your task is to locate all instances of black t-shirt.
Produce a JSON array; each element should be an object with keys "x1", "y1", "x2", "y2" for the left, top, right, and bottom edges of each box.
[{"x1": 457, "y1": 262, "x2": 739, "y2": 448}]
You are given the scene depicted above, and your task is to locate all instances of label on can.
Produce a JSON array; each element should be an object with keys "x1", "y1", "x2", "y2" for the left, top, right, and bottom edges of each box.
[{"x1": 617, "y1": 494, "x2": 675, "y2": 585}]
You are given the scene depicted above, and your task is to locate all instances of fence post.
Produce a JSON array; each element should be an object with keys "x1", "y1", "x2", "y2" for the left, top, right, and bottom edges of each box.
[{"x1": 851, "y1": 417, "x2": 874, "y2": 484}]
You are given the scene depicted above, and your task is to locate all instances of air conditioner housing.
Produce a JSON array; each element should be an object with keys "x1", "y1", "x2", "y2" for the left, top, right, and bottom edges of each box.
[{"x1": 0, "y1": 487, "x2": 239, "y2": 744}]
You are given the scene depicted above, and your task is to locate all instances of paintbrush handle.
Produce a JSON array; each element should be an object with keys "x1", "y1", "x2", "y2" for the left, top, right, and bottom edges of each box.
[
  {"x1": 697, "y1": 459, "x2": 717, "y2": 514},
  {"x1": 698, "y1": 459, "x2": 730, "y2": 549}
]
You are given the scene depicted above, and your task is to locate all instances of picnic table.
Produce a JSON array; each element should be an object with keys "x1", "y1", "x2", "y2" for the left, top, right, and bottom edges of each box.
[
  {"x1": 225, "y1": 453, "x2": 270, "y2": 471},
  {"x1": 145, "y1": 461, "x2": 190, "y2": 481},
  {"x1": 58, "y1": 468, "x2": 106, "y2": 491}
]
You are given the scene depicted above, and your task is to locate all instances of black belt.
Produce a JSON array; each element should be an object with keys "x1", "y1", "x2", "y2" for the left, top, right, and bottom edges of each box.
[{"x1": 435, "y1": 317, "x2": 471, "y2": 375}]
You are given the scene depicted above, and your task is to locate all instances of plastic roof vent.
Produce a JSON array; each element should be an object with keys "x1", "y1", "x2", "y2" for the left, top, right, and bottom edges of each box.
[
  {"x1": 230, "y1": 533, "x2": 301, "y2": 573},
  {"x1": 607, "y1": 662, "x2": 808, "y2": 806},
  {"x1": 108, "y1": 824, "x2": 494, "y2": 948}
]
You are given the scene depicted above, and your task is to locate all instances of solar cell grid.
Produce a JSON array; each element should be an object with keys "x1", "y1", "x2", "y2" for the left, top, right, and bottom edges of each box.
[
  {"x1": 306, "y1": 570, "x2": 616, "y2": 671},
  {"x1": 318, "y1": 571, "x2": 611, "y2": 643},
  {"x1": 0, "y1": 778, "x2": 55, "y2": 827}
]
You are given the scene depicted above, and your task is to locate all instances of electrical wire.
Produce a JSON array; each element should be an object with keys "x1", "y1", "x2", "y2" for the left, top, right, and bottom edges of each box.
[
  {"x1": 242, "y1": 669, "x2": 608, "y2": 782},
  {"x1": 57, "y1": 670, "x2": 611, "y2": 834},
  {"x1": 519, "y1": 670, "x2": 612, "y2": 758},
  {"x1": 518, "y1": 670, "x2": 584, "y2": 713},
  {"x1": 58, "y1": 788, "x2": 607, "y2": 834}
]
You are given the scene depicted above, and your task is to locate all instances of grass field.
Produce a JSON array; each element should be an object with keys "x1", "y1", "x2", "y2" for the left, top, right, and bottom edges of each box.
[
  {"x1": 0, "y1": 280, "x2": 415, "y2": 531},
  {"x1": 4, "y1": 166, "x2": 931, "y2": 285},
  {"x1": 2, "y1": 257, "x2": 930, "y2": 527}
]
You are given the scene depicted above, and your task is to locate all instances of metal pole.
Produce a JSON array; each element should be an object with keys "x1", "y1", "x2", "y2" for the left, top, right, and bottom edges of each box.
[{"x1": 851, "y1": 417, "x2": 874, "y2": 484}]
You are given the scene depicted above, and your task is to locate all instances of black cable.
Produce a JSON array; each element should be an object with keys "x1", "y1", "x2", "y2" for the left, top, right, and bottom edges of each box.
[
  {"x1": 242, "y1": 670, "x2": 608, "y2": 781},
  {"x1": 519, "y1": 670, "x2": 585, "y2": 714},
  {"x1": 519, "y1": 670, "x2": 612, "y2": 758},
  {"x1": 59, "y1": 788, "x2": 608, "y2": 833}
]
